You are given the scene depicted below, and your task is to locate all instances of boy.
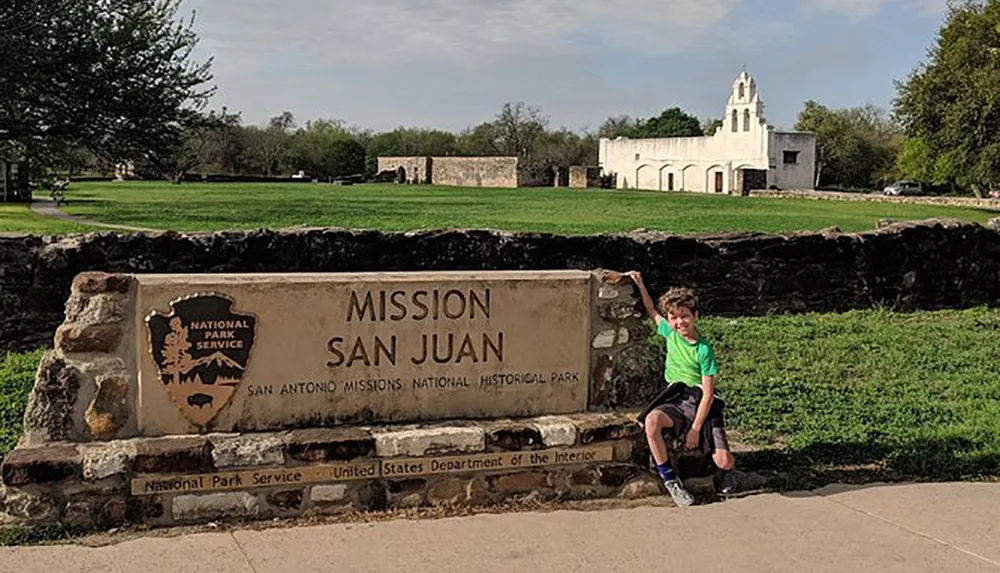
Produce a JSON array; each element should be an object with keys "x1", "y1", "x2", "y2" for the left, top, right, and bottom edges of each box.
[{"x1": 626, "y1": 271, "x2": 736, "y2": 507}]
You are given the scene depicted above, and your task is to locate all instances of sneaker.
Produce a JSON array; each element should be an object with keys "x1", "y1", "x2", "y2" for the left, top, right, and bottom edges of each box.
[
  {"x1": 663, "y1": 478, "x2": 696, "y2": 507},
  {"x1": 718, "y1": 471, "x2": 739, "y2": 495}
]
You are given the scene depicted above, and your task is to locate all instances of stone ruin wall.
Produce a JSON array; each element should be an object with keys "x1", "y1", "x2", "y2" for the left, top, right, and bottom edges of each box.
[
  {"x1": 1, "y1": 219, "x2": 999, "y2": 365},
  {"x1": 569, "y1": 166, "x2": 602, "y2": 189},
  {"x1": 430, "y1": 157, "x2": 519, "y2": 188},
  {"x1": 376, "y1": 157, "x2": 431, "y2": 184}
]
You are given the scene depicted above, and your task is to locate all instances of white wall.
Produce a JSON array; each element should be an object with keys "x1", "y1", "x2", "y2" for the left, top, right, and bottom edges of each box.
[{"x1": 767, "y1": 132, "x2": 817, "y2": 189}]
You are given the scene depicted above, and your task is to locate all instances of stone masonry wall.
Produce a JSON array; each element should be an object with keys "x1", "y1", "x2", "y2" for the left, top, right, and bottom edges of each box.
[
  {"x1": 2, "y1": 219, "x2": 1000, "y2": 368},
  {"x1": 376, "y1": 157, "x2": 431, "y2": 184},
  {"x1": 752, "y1": 189, "x2": 1000, "y2": 211},
  {"x1": 569, "y1": 166, "x2": 601, "y2": 189},
  {"x1": 431, "y1": 157, "x2": 519, "y2": 188}
]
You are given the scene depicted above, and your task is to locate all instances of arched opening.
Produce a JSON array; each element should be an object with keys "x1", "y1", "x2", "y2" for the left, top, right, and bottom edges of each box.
[
  {"x1": 743, "y1": 109, "x2": 750, "y2": 132},
  {"x1": 636, "y1": 164, "x2": 658, "y2": 190},
  {"x1": 738, "y1": 82, "x2": 745, "y2": 99},
  {"x1": 706, "y1": 165, "x2": 725, "y2": 194},
  {"x1": 681, "y1": 164, "x2": 699, "y2": 192},
  {"x1": 659, "y1": 165, "x2": 674, "y2": 191},
  {"x1": 731, "y1": 110, "x2": 738, "y2": 132}
]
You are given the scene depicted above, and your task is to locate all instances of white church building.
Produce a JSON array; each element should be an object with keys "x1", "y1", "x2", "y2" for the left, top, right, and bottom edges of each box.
[{"x1": 598, "y1": 71, "x2": 816, "y2": 194}]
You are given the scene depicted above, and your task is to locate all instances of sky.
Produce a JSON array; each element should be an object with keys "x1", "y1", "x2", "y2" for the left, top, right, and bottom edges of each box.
[{"x1": 178, "y1": 0, "x2": 949, "y2": 133}]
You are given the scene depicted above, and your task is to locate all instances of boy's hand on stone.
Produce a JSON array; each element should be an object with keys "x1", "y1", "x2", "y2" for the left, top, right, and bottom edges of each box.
[
  {"x1": 625, "y1": 270, "x2": 642, "y2": 284},
  {"x1": 684, "y1": 430, "x2": 699, "y2": 451}
]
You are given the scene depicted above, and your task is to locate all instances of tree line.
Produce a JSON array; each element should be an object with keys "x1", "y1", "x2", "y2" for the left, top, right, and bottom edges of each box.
[{"x1": 3, "y1": 0, "x2": 999, "y2": 196}]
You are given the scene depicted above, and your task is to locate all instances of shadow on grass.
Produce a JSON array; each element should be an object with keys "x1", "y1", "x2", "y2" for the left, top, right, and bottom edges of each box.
[{"x1": 737, "y1": 436, "x2": 1000, "y2": 492}]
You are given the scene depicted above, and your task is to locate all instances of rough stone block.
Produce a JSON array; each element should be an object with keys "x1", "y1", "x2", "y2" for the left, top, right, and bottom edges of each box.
[
  {"x1": 98, "y1": 499, "x2": 128, "y2": 528},
  {"x1": 352, "y1": 482, "x2": 388, "y2": 511},
  {"x1": 72, "y1": 272, "x2": 132, "y2": 295},
  {"x1": 426, "y1": 478, "x2": 468, "y2": 506},
  {"x1": 532, "y1": 416, "x2": 578, "y2": 447},
  {"x1": 311, "y1": 484, "x2": 348, "y2": 503},
  {"x1": 393, "y1": 493, "x2": 424, "y2": 509},
  {"x1": 126, "y1": 497, "x2": 165, "y2": 522},
  {"x1": 598, "y1": 286, "x2": 620, "y2": 300},
  {"x1": 619, "y1": 475, "x2": 662, "y2": 499},
  {"x1": 82, "y1": 443, "x2": 134, "y2": 481},
  {"x1": 598, "y1": 464, "x2": 640, "y2": 487},
  {"x1": 22, "y1": 352, "x2": 82, "y2": 444},
  {"x1": 172, "y1": 492, "x2": 259, "y2": 522},
  {"x1": 65, "y1": 293, "x2": 126, "y2": 325},
  {"x1": 1, "y1": 445, "x2": 81, "y2": 486},
  {"x1": 577, "y1": 415, "x2": 641, "y2": 444},
  {"x1": 589, "y1": 355, "x2": 613, "y2": 409},
  {"x1": 592, "y1": 330, "x2": 616, "y2": 349},
  {"x1": 266, "y1": 489, "x2": 304, "y2": 511},
  {"x1": 492, "y1": 472, "x2": 549, "y2": 494},
  {"x1": 1, "y1": 490, "x2": 58, "y2": 522},
  {"x1": 989, "y1": 217, "x2": 1000, "y2": 231},
  {"x1": 375, "y1": 427, "x2": 485, "y2": 457},
  {"x1": 485, "y1": 422, "x2": 543, "y2": 451},
  {"x1": 55, "y1": 323, "x2": 123, "y2": 354},
  {"x1": 63, "y1": 501, "x2": 95, "y2": 529},
  {"x1": 85, "y1": 375, "x2": 130, "y2": 440},
  {"x1": 133, "y1": 437, "x2": 213, "y2": 474},
  {"x1": 211, "y1": 435, "x2": 285, "y2": 468},
  {"x1": 598, "y1": 302, "x2": 642, "y2": 321},
  {"x1": 285, "y1": 428, "x2": 375, "y2": 462}
]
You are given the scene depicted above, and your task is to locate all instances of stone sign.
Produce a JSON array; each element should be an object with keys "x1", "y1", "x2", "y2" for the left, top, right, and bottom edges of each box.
[{"x1": 136, "y1": 271, "x2": 591, "y2": 435}]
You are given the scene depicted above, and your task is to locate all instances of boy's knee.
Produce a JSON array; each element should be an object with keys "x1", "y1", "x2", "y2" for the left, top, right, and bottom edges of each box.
[
  {"x1": 644, "y1": 411, "x2": 671, "y2": 435},
  {"x1": 713, "y1": 449, "x2": 735, "y2": 471}
]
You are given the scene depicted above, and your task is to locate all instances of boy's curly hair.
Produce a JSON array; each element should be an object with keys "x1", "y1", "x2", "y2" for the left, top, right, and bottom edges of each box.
[{"x1": 658, "y1": 286, "x2": 699, "y2": 316}]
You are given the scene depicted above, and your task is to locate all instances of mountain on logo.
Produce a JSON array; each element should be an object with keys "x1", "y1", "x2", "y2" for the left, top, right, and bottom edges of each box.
[{"x1": 192, "y1": 351, "x2": 243, "y2": 371}]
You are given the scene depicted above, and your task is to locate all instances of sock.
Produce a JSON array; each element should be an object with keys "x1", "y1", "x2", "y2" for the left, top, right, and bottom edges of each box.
[{"x1": 656, "y1": 461, "x2": 675, "y2": 482}]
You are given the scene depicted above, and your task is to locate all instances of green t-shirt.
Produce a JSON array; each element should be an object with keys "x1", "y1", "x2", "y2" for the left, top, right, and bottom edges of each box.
[{"x1": 656, "y1": 318, "x2": 718, "y2": 386}]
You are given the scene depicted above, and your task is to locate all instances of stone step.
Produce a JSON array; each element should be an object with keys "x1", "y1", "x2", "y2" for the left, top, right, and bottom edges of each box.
[{"x1": 1, "y1": 412, "x2": 721, "y2": 530}]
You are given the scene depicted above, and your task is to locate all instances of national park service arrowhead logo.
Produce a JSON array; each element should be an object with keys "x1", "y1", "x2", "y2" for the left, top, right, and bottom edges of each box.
[{"x1": 146, "y1": 293, "x2": 257, "y2": 427}]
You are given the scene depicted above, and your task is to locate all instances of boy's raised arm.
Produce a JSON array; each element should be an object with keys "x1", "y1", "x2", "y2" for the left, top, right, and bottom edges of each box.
[{"x1": 626, "y1": 271, "x2": 662, "y2": 325}]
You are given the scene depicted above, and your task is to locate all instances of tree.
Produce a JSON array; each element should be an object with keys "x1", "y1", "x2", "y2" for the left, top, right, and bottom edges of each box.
[
  {"x1": 701, "y1": 118, "x2": 724, "y2": 136},
  {"x1": 0, "y1": 0, "x2": 214, "y2": 198},
  {"x1": 597, "y1": 108, "x2": 703, "y2": 139},
  {"x1": 795, "y1": 100, "x2": 901, "y2": 190},
  {"x1": 894, "y1": 0, "x2": 1000, "y2": 196},
  {"x1": 136, "y1": 108, "x2": 242, "y2": 182},
  {"x1": 490, "y1": 102, "x2": 548, "y2": 156},
  {"x1": 633, "y1": 108, "x2": 704, "y2": 138},
  {"x1": 243, "y1": 112, "x2": 296, "y2": 176},
  {"x1": 161, "y1": 317, "x2": 193, "y2": 385}
]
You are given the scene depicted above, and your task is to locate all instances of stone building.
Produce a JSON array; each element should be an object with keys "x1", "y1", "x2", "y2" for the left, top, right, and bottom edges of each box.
[
  {"x1": 598, "y1": 71, "x2": 816, "y2": 194},
  {"x1": 377, "y1": 156, "x2": 552, "y2": 188}
]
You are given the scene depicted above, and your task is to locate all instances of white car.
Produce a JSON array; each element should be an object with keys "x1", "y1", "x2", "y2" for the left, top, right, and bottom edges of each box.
[{"x1": 883, "y1": 181, "x2": 923, "y2": 196}]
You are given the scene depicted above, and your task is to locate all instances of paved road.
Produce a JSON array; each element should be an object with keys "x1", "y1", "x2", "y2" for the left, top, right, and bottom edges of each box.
[
  {"x1": 30, "y1": 196, "x2": 157, "y2": 232},
  {"x1": 3, "y1": 482, "x2": 998, "y2": 572}
]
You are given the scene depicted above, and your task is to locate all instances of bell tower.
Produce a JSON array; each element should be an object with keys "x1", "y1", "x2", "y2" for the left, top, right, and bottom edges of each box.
[{"x1": 724, "y1": 70, "x2": 765, "y2": 134}]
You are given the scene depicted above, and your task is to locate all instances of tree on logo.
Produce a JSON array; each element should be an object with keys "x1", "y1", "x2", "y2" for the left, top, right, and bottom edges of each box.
[{"x1": 162, "y1": 317, "x2": 194, "y2": 384}]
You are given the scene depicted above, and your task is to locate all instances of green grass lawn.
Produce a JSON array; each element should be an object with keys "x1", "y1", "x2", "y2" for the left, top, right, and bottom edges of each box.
[
  {"x1": 53, "y1": 181, "x2": 999, "y2": 235},
  {"x1": 0, "y1": 204, "x2": 90, "y2": 234}
]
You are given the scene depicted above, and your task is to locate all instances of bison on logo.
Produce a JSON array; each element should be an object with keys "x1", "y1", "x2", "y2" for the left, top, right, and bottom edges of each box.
[{"x1": 146, "y1": 293, "x2": 257, "y2": 427}]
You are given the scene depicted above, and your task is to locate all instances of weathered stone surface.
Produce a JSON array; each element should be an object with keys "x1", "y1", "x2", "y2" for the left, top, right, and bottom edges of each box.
[
  {"x1": 266, "y1": 489, "x2": 304, "y2": 511},
  {"x1": 492, "y1": 472, "x2": 549, "y2": 494},
  {"x1": 4, "y1": 221, "x2": 1000, "y2": 359},
  {"x1": 988, "y1": 217, "x2": 1000, "y2": 231},
  {"x1": 577, "y1": 415, "x2": 641, "y2": 444},
  {"x1": 617, "y1": 328, "x2": 630, "y2": 344},
  {"x1": 485, "y1": 423, "x2": 543, "y2": 451},
  {"x1": 55, "y1": 323, "x2": 123, "y2": 354},
  {"x1": 211, "y1": 435, "x2": 285, "y2": 468},
  {"x1": 72, "y1": 272, "x2": 132, "y2": 295},
  {"x1": 394, "y1": 493, "x2": 424, "y2": 508},
  {"x1": 1, "y1": 490, "x2": 58, "y2": 521},
  {"x1": 601, "y1": 342, "x2": 665, "y2": 409},
  {"x1": 126, "y1": 497, "x2": 165, "y2": 522},
  {"x1": 589, "y1": 355, "x2": 614, "y2": 409},
  {"x1": 592, "y1": 330, "x2": 616, "y2": 349},
  {"x1": 598, "y1": 302, "x2": 642, "y2": 321},
  {"x1": 352, "y1": 482, "x2": 387, "y2": 511},
  {"x1": 65, "y1": 293, "x2": 126, "y2": 324},
  {"x1": 375, "y1": 427, "x2": 485, "y2": 457},
  {"x1": 598, "y1": 464, "x2": 640, "y2": 487},
  {"x1": 133, "y1": 437, "x2": 212, "y2": 474},
  {"x1": 311, "y1": 484, "x2": 348, "y2": 503},
  {"x1": 619, "y1": 475, "x2": 662, "y2": 499},
  {"x1": 426, "y1": 478, "x2": 468, "y2": 506},
  {"x1": 82, "y1": 443, "x2": 134, "y2": 481},
  {"x1": 85, "y1": 375, "x2": 129, "y2": 440},
  {"x1": 98, "y1": 499, "x2": 128, "y2": 528},
  {"x1": 285, "y1": 428, "x2": 375, "y2": 462},
  {"x1": 21, "y1": 352, "x2": 82, "y2": 443},
  {"x1": 2, "y1": 445, "x2": 80, "y2": 486},
  {"x1": 571, "y1": 467, "x2": 601, "y2": 486},
  {"x1": 532, "y1": 416, "x2": 578, "y2": 447},
  {"x1": 598, "y1": 286, "x2": 620, "y2": 300},
  {"x1": 172, "y1": 492, "x2": 259, "y2": 521},
  {"x1": 63, "y1": 501, "x2": 94, "y2": 529}
]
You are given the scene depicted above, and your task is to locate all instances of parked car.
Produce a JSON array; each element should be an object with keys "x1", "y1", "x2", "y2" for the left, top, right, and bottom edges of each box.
[{"x1": 883, "y1": 180, "x2": 923, "y2": 196}]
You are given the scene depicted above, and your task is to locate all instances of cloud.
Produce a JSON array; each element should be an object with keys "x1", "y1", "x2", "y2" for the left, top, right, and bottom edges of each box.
[{"x1": 185, "y1": 0, "x2": 744, "y2": 69}]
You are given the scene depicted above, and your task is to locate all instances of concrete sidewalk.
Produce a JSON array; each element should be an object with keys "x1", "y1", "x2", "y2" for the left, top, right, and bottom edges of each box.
[
  {"x1": 30, "y1": 196, "x2": 157, "y2": 232},
  {"x1": 3, "y1": 482, "x2": 998, "y2": 572}
]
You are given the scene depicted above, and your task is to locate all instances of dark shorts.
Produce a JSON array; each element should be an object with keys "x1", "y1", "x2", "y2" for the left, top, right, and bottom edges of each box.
[{"x1": 653, "y1": 385, "x2": 730, "y2": 455}]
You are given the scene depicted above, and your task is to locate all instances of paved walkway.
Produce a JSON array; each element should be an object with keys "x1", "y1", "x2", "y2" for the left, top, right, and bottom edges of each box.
[
  {"x1": 30, "y1": 196, "x2": 158, "y2": 232},
  {"x1": 2, "y1": 482, "x2": 997, "y2": 572}
]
